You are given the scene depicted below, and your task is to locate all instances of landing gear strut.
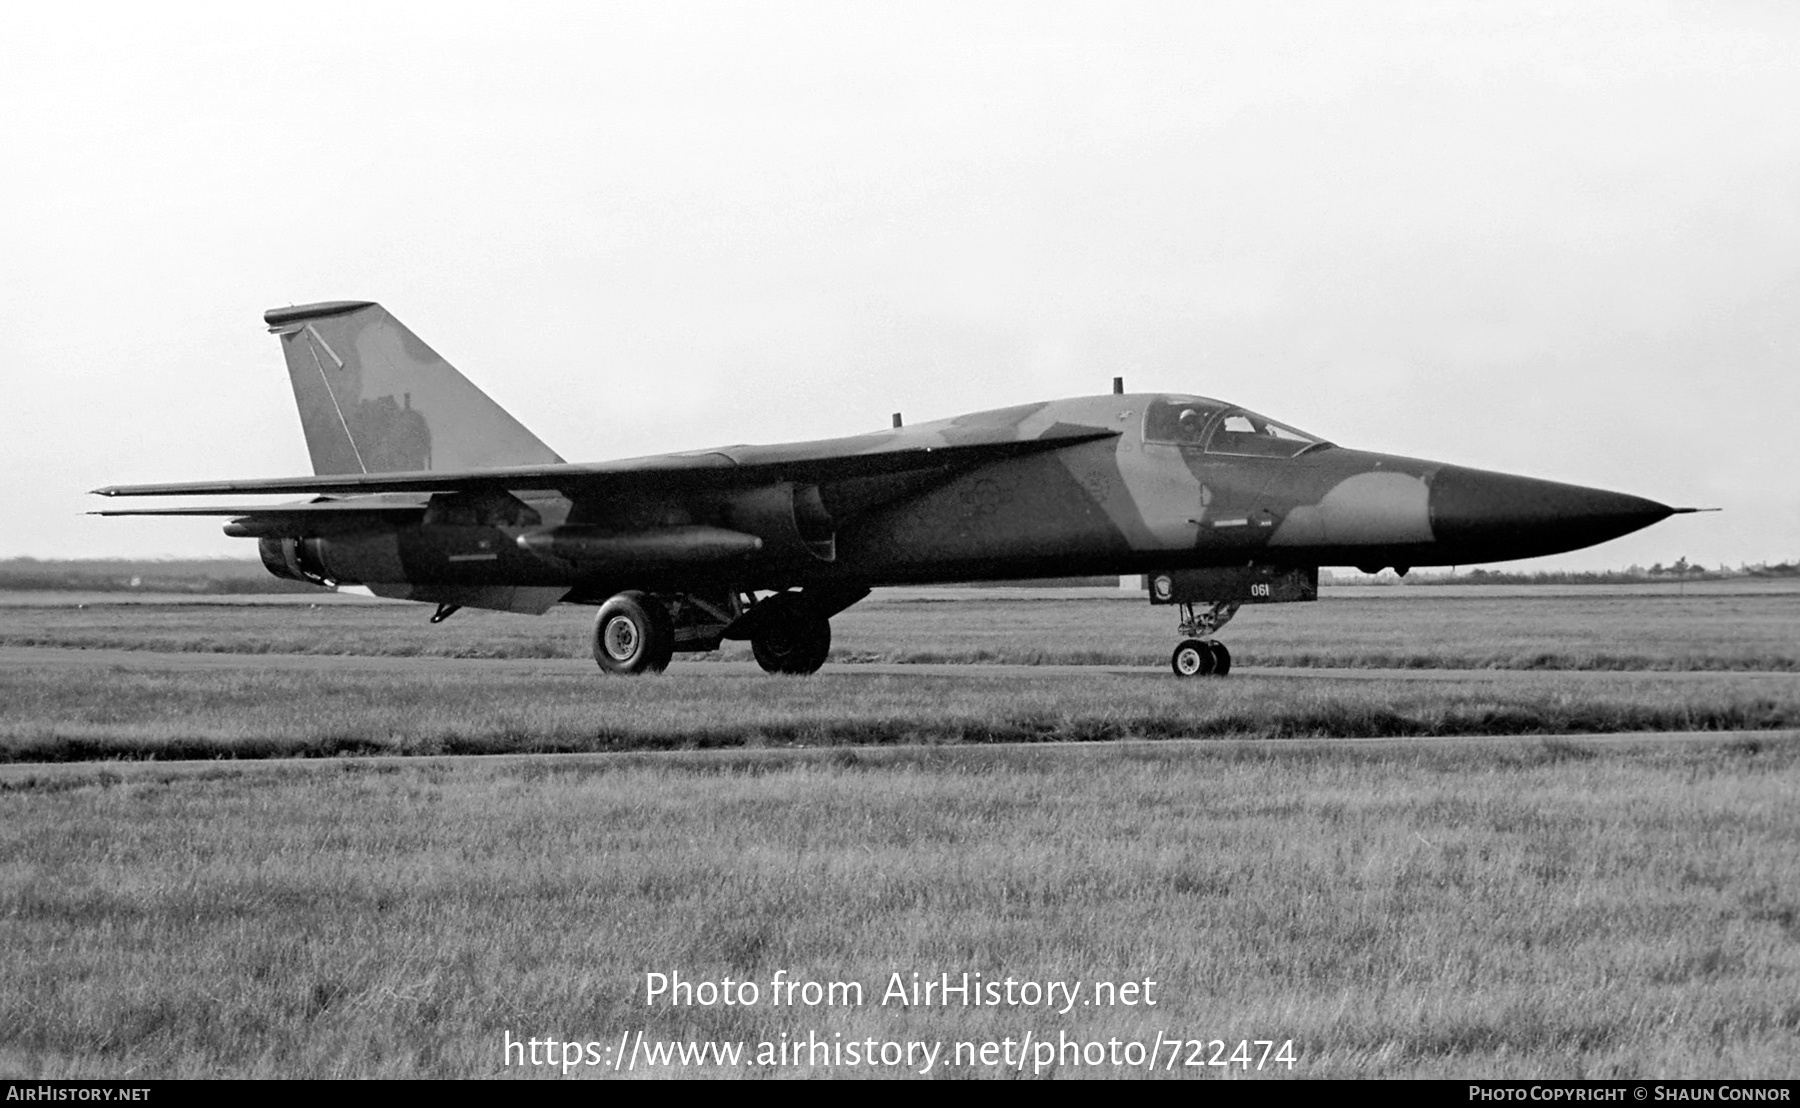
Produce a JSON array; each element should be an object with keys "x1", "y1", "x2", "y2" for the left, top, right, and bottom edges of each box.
[{"x1": 1170, "y1": 600, "x2": 1238, "y2": 679}]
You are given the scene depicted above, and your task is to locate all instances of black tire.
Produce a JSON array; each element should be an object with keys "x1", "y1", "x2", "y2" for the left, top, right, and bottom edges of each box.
[
  {"x1": 751, "y1": 612, "x2": 831, "y2": 675},
  {"x1": 593, "y1": 592, "x2": 674, "y2": 675},
  {"x1": 1171, "y1": 638, "x2": 1214, "y2": 678},
  {"x1": 1208, "y1": 640, "x2": 1232, "y2": 677}
]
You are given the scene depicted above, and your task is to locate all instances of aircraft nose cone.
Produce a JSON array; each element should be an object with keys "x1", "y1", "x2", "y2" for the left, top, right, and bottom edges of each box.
[{"x1": 1428, "y1": 465, "x2": 1676, "y2": 562}]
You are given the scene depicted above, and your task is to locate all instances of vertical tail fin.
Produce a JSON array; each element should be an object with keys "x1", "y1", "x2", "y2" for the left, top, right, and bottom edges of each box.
[{"x1": 262, "y1": 301, "x2": 564, "y2": 475}]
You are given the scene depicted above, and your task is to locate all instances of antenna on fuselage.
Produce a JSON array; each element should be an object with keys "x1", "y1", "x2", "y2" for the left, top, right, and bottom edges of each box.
[
  {"x1": 892, "y1": 412, "x2": 903, "y2": 428},
  {"x1": 1113, "y1": 377, "x2": 1124, "y2": 395}
]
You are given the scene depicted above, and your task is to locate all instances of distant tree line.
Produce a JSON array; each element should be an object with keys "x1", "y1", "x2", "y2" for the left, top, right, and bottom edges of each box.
[
  {"x1": 1323, "y1": 559, "x2": 1799, "y2": 586},
  {"x1": 0, "y1": 558, "x2": 327, "y2": 594}
]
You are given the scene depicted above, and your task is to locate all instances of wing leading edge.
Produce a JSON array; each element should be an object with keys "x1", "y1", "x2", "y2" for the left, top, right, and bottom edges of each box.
[{"x1": 91, "y1": 425, "x2": 1120, "y2": 500}]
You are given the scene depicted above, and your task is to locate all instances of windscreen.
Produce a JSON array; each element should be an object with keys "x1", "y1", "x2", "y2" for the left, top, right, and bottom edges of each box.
[
  {"x1": 1143, "y1": 396, "x2": 1328, "y2": 457},
  {"x1": 1203, "y1": 408, "x2": 1328, "y2": 458}
]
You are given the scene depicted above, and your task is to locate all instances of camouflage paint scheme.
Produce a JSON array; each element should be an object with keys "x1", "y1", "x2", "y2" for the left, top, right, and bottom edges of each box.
[{"x1": 95, "y1": 301, "x2": 1690, "y2": 675}]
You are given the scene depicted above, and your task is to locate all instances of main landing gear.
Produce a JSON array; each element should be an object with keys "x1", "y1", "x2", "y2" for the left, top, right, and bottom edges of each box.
[
  {"x1": 593, "y1": 591, "x2": 675, "y2": 675},
  {"x1": 590, "y1": 585, "x2": 867, "y2": 677},
  {"x1": 749, "y1": 611, "x2": 831, "y2": 675},
  {"x1": 732, "y1": 588, "x2": 860, "y2": 676},
  {"x1": 1170, "y1": 600, "x2": 1239, "y2": 679}
]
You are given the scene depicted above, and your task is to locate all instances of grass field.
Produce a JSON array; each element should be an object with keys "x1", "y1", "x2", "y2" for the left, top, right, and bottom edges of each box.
[
  {"x1": 4, "y1": 583, "x2": 1798, "y2": 760},
  {"x1": 3, "y1": 662, "x2": 1797, "y2": 762},
  {"x1": 4, "y1": 580, "x2": 1798, "y2": 672},
  {"x1": 4, "y1": 587, "x2": 1796, "y2": 1079},
  {"x1": 3, "y1": 739, "x2": 1797, "y2": 1079}
]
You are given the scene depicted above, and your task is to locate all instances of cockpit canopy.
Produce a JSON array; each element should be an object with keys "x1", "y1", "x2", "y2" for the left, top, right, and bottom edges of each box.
[{"x1": 1142, "y1": 396, "x2": 1330, "y2": 458}]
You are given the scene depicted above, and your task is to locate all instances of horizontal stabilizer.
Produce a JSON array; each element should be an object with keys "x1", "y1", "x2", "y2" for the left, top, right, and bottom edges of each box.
[
  {"x1": 91, "y1": 495, "x2": 430, "y2": 517},
  {"x1": 92, "y1": 495, "x2": 430, "y2": 539},
  {"x1": 367, "y1": 582, "x2": 569, "y2": 615}
]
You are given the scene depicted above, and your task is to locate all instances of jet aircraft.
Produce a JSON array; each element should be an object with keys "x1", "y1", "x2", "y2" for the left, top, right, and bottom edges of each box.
[{"x1": 94, "y1": 301, "x2": 1697, "y2": 677}]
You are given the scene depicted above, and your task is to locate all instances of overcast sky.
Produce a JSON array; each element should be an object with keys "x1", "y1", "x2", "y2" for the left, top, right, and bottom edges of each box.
[{"x1": 3, "y1": 1, "x2": 1795, "y2": 570}]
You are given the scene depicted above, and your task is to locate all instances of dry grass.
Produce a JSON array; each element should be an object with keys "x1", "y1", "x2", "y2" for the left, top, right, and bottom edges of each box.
[
  {"x1": 2, "y1": 739, "x2": 1797, "y2": 1078},
  {"x1": 2, "y1": 663, "x2": 1796, "y2": 762}
]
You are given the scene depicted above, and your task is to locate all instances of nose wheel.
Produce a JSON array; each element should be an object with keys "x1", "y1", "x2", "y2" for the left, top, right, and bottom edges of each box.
[
  {"x1": 1171, "y1": 600, "x2": 1239, "y2": 678},
  {"x1": 1171, "y1": 639, "x2": 1231, "y2": 678}
]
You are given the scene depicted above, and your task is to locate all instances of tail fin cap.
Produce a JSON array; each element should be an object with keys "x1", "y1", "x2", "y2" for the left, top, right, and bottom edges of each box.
[{"x1": 264, "y1": 301, "x2": 377, "y2": 330}]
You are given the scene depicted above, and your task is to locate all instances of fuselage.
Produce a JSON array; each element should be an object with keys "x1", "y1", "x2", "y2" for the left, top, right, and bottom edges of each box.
[
  {"x1": 824, "y1": 393, "x2": 1674, "y2": 583},
  {"x1": 267, "y1": 391, "x2": 1676, "y2": 601}
]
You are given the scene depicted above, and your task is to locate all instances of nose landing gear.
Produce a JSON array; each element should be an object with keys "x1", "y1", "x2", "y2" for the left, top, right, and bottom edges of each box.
[
  {"x1": 1147, "y1": 566, "x2": 1315, "y2": 679},
  {"x1": 1170, "y1": 600, "x2": 1239, "y2": 679},
  {"x1": 1172, "y1": 639, "x2": 1231, "y2": 677}
]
